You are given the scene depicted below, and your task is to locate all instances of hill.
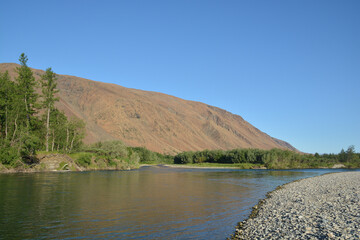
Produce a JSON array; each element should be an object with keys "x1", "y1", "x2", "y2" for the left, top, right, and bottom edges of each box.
[{"x1": 0, "y1": 63, "x2": 297, "y2": 154}]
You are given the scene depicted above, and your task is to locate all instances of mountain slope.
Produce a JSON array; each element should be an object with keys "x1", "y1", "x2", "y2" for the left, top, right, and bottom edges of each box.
[{"x1": 0, "y1": 63, "x2": 297, "y2": 154}]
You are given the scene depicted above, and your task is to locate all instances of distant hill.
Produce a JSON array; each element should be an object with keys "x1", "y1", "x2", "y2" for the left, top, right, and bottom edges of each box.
[{"x1": 0, "y1": 63, "x2": 297, "y2": 154}]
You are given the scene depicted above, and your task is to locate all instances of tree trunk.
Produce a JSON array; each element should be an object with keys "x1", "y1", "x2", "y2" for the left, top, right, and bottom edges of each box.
[
  {"x1": 70, "y1": 132, "x2": 77, "y2": 152},
  {"x1": 45, "y1": 105, "x2": 50, "y2": 152},
  {"x1": 66, "y1": 126, "x2": 69, "y2": 153},
  {"x1": 11, "y1": 114, "x2": 18, "y2": 144},
  {"x1": 24, "y1": 95, "x2": 30, "y2": 130},
  {"x1": 51, "y1": 130, "x2": 55, "y2": 152},
  {"x1": 5, "y1": 105, "x2": 8, "y2": 139}
]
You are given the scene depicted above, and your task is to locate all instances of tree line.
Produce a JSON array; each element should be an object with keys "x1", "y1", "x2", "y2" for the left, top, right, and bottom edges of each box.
[
  {"x1": 174, "y1": 146, "x2": 360, "y2": 169},
  {"x1": 0, "y1": 54, "x2": 85, "y2": 166}
]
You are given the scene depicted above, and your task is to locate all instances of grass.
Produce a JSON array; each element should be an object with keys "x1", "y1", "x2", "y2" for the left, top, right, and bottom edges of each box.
[
  {"x1": 68, "y1": 152, "x2": 94, "y2": 160},
  {"x1": 37, "y1": 150, "x2": 62, "y2": 155}
]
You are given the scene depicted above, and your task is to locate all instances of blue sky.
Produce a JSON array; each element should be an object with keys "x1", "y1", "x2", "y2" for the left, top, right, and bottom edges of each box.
[{"x1": 1, "y1": 0, "x2": 359, "y2": 154}]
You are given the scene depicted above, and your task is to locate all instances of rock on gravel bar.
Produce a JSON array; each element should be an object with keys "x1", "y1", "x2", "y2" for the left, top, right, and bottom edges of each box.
[{"x1": 231, "y1": 172, "x2": 360, "y2": 239}]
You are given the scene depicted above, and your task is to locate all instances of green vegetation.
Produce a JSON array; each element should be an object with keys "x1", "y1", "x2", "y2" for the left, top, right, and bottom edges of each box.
[
  {"x1": 131, "y1": 147, "x2": 173, "y2": 164},
  {"x1": 168, "y1": 162, "x2": 264, "y2": 169},
  {"x1": 75, "y1": 153, "x2": 93, "y2": 167},
  {"x1": 0, "y1": 54, "x2": 85, "y2": 169},
  {"x1": 79, "y1": 141, "x2": 140, "y2": 169},
  {"x1": 79, "y1": 142, "x2": 173, "y2": 168},
  {"x1": 58, "y1": 161, "x2": 69, "y2": 170},
  {"x1": 41, "y1": 67, "x2": 59, "y2": 152},
  {"x1": 174, "y1": 146, "x2": 360, "y2": 169}
]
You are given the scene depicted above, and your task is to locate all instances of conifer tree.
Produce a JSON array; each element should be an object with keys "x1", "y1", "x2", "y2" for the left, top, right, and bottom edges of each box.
[
  {"x1": 15, "y1": 53, "x2": 38, "y2": 131},
  {"x1": 41, "y1": 68, "x2": 59, "y2": 151}
]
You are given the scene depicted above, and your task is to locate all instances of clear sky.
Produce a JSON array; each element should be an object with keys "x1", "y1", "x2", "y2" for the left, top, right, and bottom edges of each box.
[{"x1": 1, "y1": 0, "x2": 359, "y2": 154}]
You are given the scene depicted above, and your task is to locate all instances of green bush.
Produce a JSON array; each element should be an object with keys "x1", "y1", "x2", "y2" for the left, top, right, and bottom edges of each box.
[
  {"x1": 125, "y1": 148, "x2": 140, "y2": 166},
  {"x1": 107, "y1": 159, "x2": 118, "y2": 167},
  {"x1": 133, "y1": 147, "x2": 152, "y2": 162},
  {"x1": 174, "y1": 146, "x2": 360, "y2": 169},
  {"x1": 174, "y1": 151, "x2": 194, "y2": 164},
  {"x1": 19, "y1": 133, "x2": 41, "y2": 164},
  {"x1": 131, "y1": 147, "x2": 173, "y2": 164},
  {"x1": 76, "y1": 153, "x2": 92, "y2": 167},
  {"x1": 0, "y1": 142, "x2": 20, "y2": 166},
  {"x1": 85, "y1": 141, "x2": 128, "y2": 159}
]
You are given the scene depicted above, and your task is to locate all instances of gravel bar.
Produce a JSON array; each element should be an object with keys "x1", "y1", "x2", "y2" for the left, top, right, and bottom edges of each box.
[{"x1": 231, "y1": 172, "x2": 360, "y2": 239}]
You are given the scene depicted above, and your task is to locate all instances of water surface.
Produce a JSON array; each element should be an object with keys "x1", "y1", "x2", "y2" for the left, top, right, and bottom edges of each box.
[{"x1": 0, "y1": 167, "x2": 355, "y2": 239}]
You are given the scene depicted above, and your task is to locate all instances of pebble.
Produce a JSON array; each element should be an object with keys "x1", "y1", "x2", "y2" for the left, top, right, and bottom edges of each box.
[{"x1": 231, "y1": 172, "x2": 360, "y2": 239}]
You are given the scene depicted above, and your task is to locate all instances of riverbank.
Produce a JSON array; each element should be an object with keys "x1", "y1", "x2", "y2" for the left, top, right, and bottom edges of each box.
[
  {"x1": 163, "y1": 163, "x2": 350, "y2": 170},
  {"x1": 1, "y1": 160, "x2": 351, "y2": 173},
  {"x1": 0, "y1": 153, "x2": 139, "y2": 173},
  {"x1": 163, "y1": 163, "x2": 266, "y2": 169},
  {"x1": 231, "y1": 171, "x2": 360, "y2": 239}
]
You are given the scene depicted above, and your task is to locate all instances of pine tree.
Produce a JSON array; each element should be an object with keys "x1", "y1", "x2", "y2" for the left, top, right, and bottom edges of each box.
[
  {"x1": 41, "y1": 68, "x2": 59, "y2": 151},
  {"x1": 15, "y1": 53, "x2": 38, "y2": 131},
  {"x1": 339, "y1": 149, "x2": 346, "y2": 162},
  {"x1": 346, "y1": 145, "x2": 355, "y2": 162}
]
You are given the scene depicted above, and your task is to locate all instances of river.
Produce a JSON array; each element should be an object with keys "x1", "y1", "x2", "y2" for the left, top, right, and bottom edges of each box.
[{"x1": 0, "y1": 166, "x2": 355, "y2": 239}]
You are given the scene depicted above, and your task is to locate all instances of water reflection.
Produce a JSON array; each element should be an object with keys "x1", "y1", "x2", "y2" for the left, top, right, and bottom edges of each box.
[{"x1": 0, "y1": 167, "x2": 356, "y2": 239}]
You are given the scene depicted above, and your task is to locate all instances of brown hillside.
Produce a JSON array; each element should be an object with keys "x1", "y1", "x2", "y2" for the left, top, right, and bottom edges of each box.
[{"x1": 0, "y1": 63, "x2": 297, "y2": 154}]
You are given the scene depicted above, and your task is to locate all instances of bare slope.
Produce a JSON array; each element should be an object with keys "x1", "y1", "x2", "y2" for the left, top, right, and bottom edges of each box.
[{"x1": 0, "y1": 63, "x2": 297, "y2": 154}]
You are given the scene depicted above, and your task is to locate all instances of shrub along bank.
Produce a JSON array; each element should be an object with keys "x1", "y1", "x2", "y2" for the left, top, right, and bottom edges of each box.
[{"x1": 174, "y1": 146, "x2": 360, "y2": 169}]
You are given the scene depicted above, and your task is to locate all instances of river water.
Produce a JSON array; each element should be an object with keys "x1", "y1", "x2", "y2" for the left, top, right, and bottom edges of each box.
[{"x1": 0, "y1": 166, "x2": 355, "y2": 239}]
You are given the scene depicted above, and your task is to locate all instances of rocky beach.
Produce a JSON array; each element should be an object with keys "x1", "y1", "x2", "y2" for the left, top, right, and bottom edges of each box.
[{"x1": 231, "y1": 172, "x2": 360, "y2": 239}]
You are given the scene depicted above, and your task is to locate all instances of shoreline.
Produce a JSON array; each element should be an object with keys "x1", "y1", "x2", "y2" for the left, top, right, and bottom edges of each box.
[
  {"x1": 0, "y1": 167, "x2": 138, "y2": 174},
  {"x1": 230, "y1": 171, "x2": 360, "y2": 239},
  {"x1": 0, "y1": 163, "x2": 240, "y2": 173},
  {"x1": 1, "y1": 162, "x2": 353, "y2": 173},
  {"x1": 0, "y1": 153, "x2": 140, "y2": 174},
  {"x1": 160, "y1": 164, "x2": 263, "y2": 169},
  {"x1": 159, "y1": 164, "x2": 351, "y2": 170}
]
